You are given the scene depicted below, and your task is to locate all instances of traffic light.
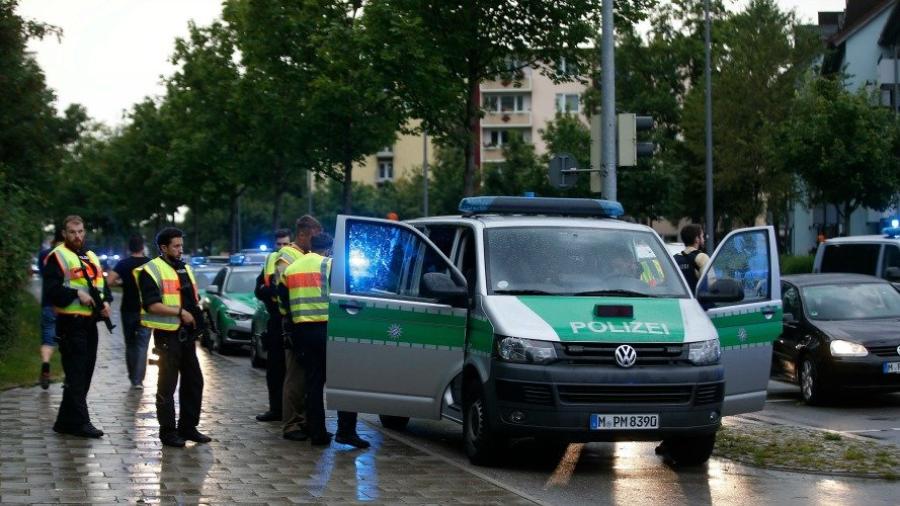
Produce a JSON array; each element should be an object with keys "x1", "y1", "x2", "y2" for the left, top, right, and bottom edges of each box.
[{"x1": 617, "y1": 113, "x2": 655, "y2": 167}]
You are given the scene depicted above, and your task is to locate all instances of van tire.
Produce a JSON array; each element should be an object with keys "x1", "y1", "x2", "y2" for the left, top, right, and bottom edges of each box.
[
  {"x1": 378, "y1": 415, "x2": 409, "y2": 431},
  {"x1": 463, "y1": 380, "x2": 504, "y2": 466},
  {"x1": 660, "y1": 433, "x2": 716, "y2": 466}
]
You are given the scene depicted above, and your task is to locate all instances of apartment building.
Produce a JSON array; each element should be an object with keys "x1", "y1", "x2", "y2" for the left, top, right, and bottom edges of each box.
[{"x1": 353, "y1": 65, "x2": 590, "y2": 184}]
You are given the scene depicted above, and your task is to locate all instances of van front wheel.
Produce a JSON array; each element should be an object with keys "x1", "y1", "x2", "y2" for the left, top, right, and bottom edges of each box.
[
  {"x1": 463, "y1": 380, "x2": 505, "y2": 466},
  {"x1": 378, "y1": 415, "x2": 409, "y2": 431},
  {"x1": 659, "y1": 433, "x2": 716, "y2": 466}
]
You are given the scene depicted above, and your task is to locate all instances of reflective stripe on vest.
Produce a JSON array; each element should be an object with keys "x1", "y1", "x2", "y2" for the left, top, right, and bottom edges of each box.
[
  {"x1": 284, "y1": 254, "x2": 331, "y2": 324},
  {"x1": 273, "y1": 245, "x2": 305, "y2": 315},
  {"x1": 135, "y1": 257, "x2": 198, "y2": 331},
  {"x1": 50, "y1": 245, "x2": 105, "y2": 316}
]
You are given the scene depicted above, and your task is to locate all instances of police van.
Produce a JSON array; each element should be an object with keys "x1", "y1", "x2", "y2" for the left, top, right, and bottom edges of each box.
[{"x1": 325, "y1": 197, "x2": 781, "y2": 465}]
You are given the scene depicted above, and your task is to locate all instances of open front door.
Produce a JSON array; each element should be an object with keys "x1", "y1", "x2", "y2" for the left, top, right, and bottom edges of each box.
[
  {"x1": 326, "y1": 216, "x2": 468, "y2": 419},
  {"x1": 699, "y1": 226, "x2": 781, "y2": 415}
]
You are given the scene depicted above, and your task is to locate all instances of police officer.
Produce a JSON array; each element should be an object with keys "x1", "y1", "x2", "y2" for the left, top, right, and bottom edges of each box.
[
  {"x1": 136, "y1": 227, "x2": 210, "y2": 447},
  {"x1": 43, "y1": 215, "x2": 112, "y2": 438},
  {"x1": 281, "y1": 233, "x2": 369, "y2": 448},
  {"x1": 253, "y1": 229, "x2": 292, "y2": 422},
  {"x1": 273, "y1": 216, "x2": 322, "y2": 440}
]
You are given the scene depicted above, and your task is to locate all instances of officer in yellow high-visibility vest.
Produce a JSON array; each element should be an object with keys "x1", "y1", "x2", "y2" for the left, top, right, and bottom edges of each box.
[
  {"x1": 273, "y1": 215, "x2": 321, "y2": 441},
  {"x1": 251, "y1": 228, "x2": 291, "y2": 422},
  {"x1": 279, "y1": 233, "x2": 369, "y2": 449},
  {"x1": 43, "y1": 215, "x2": 112, "y2": 439},
  {"x1": 136, "y1": 227, "x2": 209, "y2": 448}
]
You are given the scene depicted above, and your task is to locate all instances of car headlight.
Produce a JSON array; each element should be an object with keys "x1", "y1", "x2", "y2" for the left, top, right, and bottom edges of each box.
[
  {"x1": 688, "y1": 338, "x2": 721, "y2": 365},
  {"x1": 225, "y1": 310, "x2": 252, "y2": 321},
  {"x1": 830, "y1": 339, "x2": 868, "y2": 357},
  {"x1": 495, "y1": 336, "x2": 557, "y2": 364}
]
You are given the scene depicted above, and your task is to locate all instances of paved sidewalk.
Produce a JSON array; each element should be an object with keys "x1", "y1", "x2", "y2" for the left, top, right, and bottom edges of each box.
[{"x1": 0, "y1": 321, "x2": 533, "y2": 504}]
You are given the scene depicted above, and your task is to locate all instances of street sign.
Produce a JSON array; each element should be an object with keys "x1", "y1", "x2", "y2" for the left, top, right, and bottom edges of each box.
[{"x1": 548, "y1": 152, "x2": 579, "y2": 189}]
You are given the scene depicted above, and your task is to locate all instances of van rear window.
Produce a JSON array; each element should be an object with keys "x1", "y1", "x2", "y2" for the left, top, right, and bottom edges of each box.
[{"x1": 820, "y1": 244, "x2": 880, "y2": 275}]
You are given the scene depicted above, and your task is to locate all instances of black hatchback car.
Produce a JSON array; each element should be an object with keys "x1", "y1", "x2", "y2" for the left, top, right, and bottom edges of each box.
[{"x1": 772, "y1": 274, "x2": 900, "y2": 404}]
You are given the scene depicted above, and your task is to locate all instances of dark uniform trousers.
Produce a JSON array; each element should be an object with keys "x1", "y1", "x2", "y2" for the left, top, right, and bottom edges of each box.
[
  {"x1": 282, "y1": 318, "x2": 307, "y2": 434},
  {"x1": 55, "y1": 315, "x2": 99, "y2": 430},
  {"x1": 154, "y1": 330, "x2": 204, "y2": 435},
  {"x1": 299, "y1": 321, "x2": 357, "y2": 438},
  {"x1": 263, "y1": 304, "x2": 286, "y2": 415}
]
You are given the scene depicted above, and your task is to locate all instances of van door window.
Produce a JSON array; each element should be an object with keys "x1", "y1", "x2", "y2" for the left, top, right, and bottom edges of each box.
[
  {"x1": 820, "y1": 244, "x2": 879, "y2": 275},
  {"x1": 698, "y1": 229, "x2": 770, "y2": 307},
  {"x1": 458, "y1": 229, "x2": 477, "y2": 295},
  {"x1": 346, "y1": 220, "x2": 452, "y2": 301},
  {"x1": 422, "y1": 225, "x2": 458, "y2": 258}
]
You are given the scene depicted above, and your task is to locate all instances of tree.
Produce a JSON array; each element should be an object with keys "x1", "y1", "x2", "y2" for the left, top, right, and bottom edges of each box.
[
  {"x1": 777, "y1": 76, "x2": 900, "y2": 234},
  {"x1": 366, "y1": 0, "x2": 658, "y2": 197},
  {"x1": 681, "y1": 0, "x2": 820, "y2": 229}
]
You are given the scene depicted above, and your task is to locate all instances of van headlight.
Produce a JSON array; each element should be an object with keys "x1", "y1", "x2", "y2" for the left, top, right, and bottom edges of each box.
[
  {"x1": 830, "y1": 339, "x2": 868, "y2": 357},
  {"x1": 688, "y1": 338, "x2": 721, "y2": 365},
  {"x1": 495, "y1": 336, "x2": 557, "y2": 364}
]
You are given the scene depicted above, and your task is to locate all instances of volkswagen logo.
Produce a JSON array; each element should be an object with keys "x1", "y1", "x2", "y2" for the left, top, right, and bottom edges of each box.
[{"x1": 614, "y1": 344, "x2": 637, "y2": 368}]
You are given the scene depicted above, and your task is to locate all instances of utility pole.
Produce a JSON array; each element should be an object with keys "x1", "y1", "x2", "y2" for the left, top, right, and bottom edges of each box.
[
  {"x1": 307, "y1": 170, "x2": 314, "y2": 215},
  {"x1": 600, "y1": 0, "x2": 617, "y2": 200},
  {"x1": 423, "y1": 133, "x2": 429, "y2": 217},
  {"x1": 704, "y1": 0, "x2": 715, "y2": 251}
]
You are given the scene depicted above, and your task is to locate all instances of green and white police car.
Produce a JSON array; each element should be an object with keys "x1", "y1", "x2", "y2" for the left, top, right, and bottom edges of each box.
[
  {"x1": 325, "y1": 197, "x2": 781, "y2": 466},
  {"x1": 201, "y1": 263, "x2": 262, "y2": 353}
]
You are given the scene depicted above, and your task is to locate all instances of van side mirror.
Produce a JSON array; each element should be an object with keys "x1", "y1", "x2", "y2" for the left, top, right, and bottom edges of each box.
[
  {"x1": 885, "y1": 267, "x2": 900, "y2": 282},
  {"x1": 697, "y1": 278, "x2": 744, "y2": 304},
  {"x1": 422, "y1": 272, "x2": 467, "y2": 306},
  {"x1": 207, "y1": 284, "x2": 220, "y2": 295}
]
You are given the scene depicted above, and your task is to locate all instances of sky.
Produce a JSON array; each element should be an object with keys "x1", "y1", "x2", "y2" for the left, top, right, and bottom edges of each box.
[{"x1": 18, "y1": 0, "x2": 848, "y2": 127}]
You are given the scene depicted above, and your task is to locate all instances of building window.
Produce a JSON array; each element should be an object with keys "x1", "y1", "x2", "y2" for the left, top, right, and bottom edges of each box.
[
  {"x1": 485, "y1": 130, "x2": 510, "y2": 148},
  {"x1": 557, "y1": 57, "x2": 580, "y2": 76},
  {"x1": 377, "y1": 159, "x2": 394, "y2": 181},
  {"x1": 555, "y1": 93, "x2": 580, "y2": 113},
  {"x1": 483, "y1": 94, "x2": 527, "y2": 113}
]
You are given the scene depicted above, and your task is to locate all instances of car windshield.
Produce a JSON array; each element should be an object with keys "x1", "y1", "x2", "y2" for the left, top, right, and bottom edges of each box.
[
  {"x1": 802, "y1": 283, "x2": 900, "y2": 320},
  {"x1": 485, "y1": 227, "x2": 688, "y2": 297},
  {"x1": 225, "y1": 270, "x2": 257, "y2": 293}
]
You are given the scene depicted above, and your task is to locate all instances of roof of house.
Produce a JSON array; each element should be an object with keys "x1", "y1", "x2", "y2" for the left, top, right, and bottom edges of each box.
[{"x1": 827, "y1": 0, "x2": 897, "y2": 46}]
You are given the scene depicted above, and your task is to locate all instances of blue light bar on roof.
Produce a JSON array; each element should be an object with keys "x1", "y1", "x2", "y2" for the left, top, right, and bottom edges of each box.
[
  {"x1": 229, "y1": 254, "x2": 246, "y2": 265},
  {"x1": 883, "y1": 227, "x2": 900, "y2": 238},
  {"x1": 459, "y1": 196, "x2": 624, "y2": 218},
  {"x1": 190, "y1": 256, "x2": 207, "y2": 265}
]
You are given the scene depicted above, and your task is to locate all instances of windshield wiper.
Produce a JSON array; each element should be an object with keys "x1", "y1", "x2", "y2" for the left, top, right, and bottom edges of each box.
[
  {"x1": 493, "y1": 289, "x2": 555, "y2": 295},
  {"x1": 573, "y1": 289, "x2": 655, "y2": 297}
]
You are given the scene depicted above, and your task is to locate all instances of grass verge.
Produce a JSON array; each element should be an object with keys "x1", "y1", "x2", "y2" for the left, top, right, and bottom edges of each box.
[
  {"x1": 716, "y1": 418, "x2": 899, "y2": 480},
  {"x1": 0, "y1": 294, "x2": 63, "y2": 390}
]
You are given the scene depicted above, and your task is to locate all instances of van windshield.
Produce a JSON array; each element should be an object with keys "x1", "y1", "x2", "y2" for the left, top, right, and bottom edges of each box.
[{"x1": 485, "y1": 227, "x2": 689, "y2": 298}]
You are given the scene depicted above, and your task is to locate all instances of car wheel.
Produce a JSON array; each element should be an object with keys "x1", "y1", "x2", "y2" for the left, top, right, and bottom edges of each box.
[
  {"x1": 660, "y1": 433, "x2": 716, "y2": 466},
  {"x1": 463, "y1": 379, "x2": 505, "y2": 466},
  {"x1": 378, "y1": 415, "x2": 410, "y2": 431},
  {"x1": 799, "y1": 357, "x2": 829, "y2": 405},
  {"x1": 250, "y1": 336, "x2": 266, "y2": 368},
  {"x1": 201, "y1": 312, "x2": 215, "y2": 351}
]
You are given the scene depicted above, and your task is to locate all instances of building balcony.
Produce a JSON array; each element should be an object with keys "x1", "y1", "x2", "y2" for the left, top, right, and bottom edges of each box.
[
  {"x1": 481, "y1": 111, "x2": 532, "y2": 127},
  {"x1": 878, "y1": 58, "x2": 900, "y2": 85},
  {"x1": 481, "y1": 76, "x2": 532, "y2": 92},
  {"x1": 481, "y1": 146, "x2": 506, "y2": 163}
]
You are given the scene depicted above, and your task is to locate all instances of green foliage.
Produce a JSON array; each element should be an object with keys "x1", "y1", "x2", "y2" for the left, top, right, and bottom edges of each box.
[
  {"x1": 776, "y1": 75, "x2": 900, "y2": 233},
  {"x1": 365, "y1": 0, "x2": 658, "y2": 197},
  {"x1": 780, "y1": 255, "x2": 814, "y2": 275},
  {"x1": 0, "y1": 294, "x2": 63, "y2": 389}
]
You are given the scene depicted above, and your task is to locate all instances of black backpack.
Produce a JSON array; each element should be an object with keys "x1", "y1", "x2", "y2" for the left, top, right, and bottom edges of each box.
[{"x1": 674, "y1": 249, "x2": 703, "y2": 290}]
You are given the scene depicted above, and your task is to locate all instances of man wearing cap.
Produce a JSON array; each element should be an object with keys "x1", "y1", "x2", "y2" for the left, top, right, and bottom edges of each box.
[{"x1": 280, "y1": 233, "x2": 369, "y2": 448}]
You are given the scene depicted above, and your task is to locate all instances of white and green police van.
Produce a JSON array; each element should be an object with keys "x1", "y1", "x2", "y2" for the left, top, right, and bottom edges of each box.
[{"x1": 325, "y1": 197, "x2": 781, "y2": 465}]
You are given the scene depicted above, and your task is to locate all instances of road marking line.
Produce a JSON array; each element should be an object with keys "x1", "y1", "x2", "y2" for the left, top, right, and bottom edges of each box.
[
  {"x1": 544, "y1": 443, "x2": 584, "y2": 489},
  {"x1": 360, "y1": 418, "x2": 549, "y2": 506}
]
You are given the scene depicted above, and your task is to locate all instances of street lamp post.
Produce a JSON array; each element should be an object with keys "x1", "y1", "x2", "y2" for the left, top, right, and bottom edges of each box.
[
  {"x1": 423, "y1": 133, "x2": 429, "y2": 217},
  {"x1": 600, "y1": 0, "x2": 617, "y2": 200},
  {"x1": 704, "y1": 0, "x2": 715, "y2": 251}
]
